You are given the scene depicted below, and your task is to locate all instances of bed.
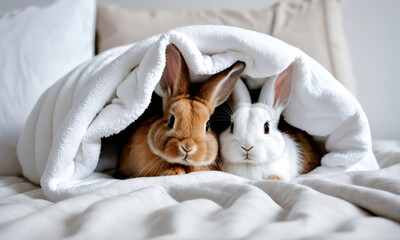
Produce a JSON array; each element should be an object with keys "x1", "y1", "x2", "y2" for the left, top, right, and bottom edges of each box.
[{"x1": 1, "y1": 0, "x2": 399, "y2": 239}]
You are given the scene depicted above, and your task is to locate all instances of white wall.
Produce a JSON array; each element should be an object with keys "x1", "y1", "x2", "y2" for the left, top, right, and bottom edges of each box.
[
  {"x1": 1, "y1": 0, "x2": 399, "y2": 140},
  {"x1": 342, "y1": 0, "x2": 400, "y2": 140},
  {"x1": 0, "y1": 0, "x2": 53, "y2": 13}
]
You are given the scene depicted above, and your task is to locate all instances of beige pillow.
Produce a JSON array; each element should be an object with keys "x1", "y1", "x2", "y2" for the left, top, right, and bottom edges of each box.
[{"x1": 96, "y1": 0, "x2": 356, "y2": 93}]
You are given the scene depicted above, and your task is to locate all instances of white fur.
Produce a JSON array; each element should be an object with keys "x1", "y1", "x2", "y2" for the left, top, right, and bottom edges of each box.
[
  {"x1": 220, "y1": 68, "x2": 301, "y2": 180},
  {"x1": 220, "y1": 105, "x2": 300, "y2": 180}
]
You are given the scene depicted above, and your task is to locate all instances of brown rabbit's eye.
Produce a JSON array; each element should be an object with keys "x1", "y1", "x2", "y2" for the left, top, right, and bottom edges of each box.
[
  {"x1": 230, "y1": 122, "x2": 234, "y2": 133},
  {"x1": 205, "y1": 121, "x2": 210, "y2": 132},
  {"x1": 264, "y1": 122, "x2": 270, "y2": 134},
  {"x1": 168, "y1": 115, "x2": 175, "y2": 128}
]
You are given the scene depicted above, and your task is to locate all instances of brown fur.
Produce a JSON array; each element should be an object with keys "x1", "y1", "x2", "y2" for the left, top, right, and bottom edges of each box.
[
  {"x1": 117, "y1": 44, "x2": 245, "y2": 178},
  {"x1": 118, "y1": 116, "x2": 220, "y2": 178},
  {"x1": 278, "y1": 118, "x2": 321, "y2": 174}
]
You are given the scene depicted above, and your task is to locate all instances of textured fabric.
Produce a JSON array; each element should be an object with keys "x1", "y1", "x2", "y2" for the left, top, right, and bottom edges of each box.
[
  {"x1": 0, "y1": 0, "x2": 95, "y2": 175},
  {"x1": 1, "y1": 142, "x2": 399, "y2": 239},
  {"x1": 96, "y1": 0, "x2": 356, "y2": 93},
  {"x1": 17, "y1": 25, "x2": 377, "y2": 201}
]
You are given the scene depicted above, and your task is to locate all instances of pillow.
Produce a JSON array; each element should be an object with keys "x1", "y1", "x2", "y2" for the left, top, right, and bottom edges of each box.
[
  {"x1": 96, "y1": 0, "x2": 356, "y2": 93},
  {"x1": 0, "y1": 0, "x2": 95, "y2": 176}
]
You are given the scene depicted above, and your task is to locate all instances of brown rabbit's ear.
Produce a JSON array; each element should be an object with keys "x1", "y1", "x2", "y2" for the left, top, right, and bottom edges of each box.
[
  {"x1": 197, "y1": 61, "x2": 246, "y2": 110},
  {"x1": 160, "y1": 44, "x2": 190, "y2": 98}
]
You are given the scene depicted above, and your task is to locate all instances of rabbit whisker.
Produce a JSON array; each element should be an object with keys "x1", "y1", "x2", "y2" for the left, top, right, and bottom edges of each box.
[
  {"x1": 210, "y1": 117, "x2": 231, "y2": 121},
  {"x1": 209, "y1": 119, "x2": 231, "y2": 123},
  {"x1": 133, "y1": 161, "x2": 154, "y2": 177},
  {"x1": 213, "y1": 114, "x2": 231, "y2": 118},
  {"x1": 218, "y1": 104, "x2": 233, "y2": 115},
  {"x1": 133, "y1": 156, "x2": 167, "y2": 177},
  {"x1": 212, "y1": 112, "x2": 232, "y2": 117}
]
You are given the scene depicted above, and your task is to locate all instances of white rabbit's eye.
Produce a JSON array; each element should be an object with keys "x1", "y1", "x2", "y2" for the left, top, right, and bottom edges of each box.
[
  {"x1": 264, "y1": 122, "x2": 270, "y2": 134},
  {"x1": 206, "y1": 121, "x2": 210, "y2": 131},
  {"x1": 230, "y1": 122, "x2": 234, "y2": 133},
  {"x1": 168, "y1": 115, "x2": 175, "y2": 128}
]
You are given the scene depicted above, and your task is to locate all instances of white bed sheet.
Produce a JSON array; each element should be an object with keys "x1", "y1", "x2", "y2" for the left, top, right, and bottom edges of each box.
[{"x1": 0, "y1": 141, "x2": 399, "y2": 239}]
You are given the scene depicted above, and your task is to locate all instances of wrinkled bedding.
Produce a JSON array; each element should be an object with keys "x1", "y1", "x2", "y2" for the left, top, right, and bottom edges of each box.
[{"x1": 1, "y1": 142, "x2": 399, "y2": 239}]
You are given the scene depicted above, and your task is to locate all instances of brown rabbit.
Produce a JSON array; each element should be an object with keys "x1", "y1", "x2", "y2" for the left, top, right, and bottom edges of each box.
[{"x1": 117, "y1": 44, "x2": 246, "y2": 178}]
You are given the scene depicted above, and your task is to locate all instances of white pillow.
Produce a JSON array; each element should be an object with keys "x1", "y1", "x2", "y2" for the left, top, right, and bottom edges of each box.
[{"x1": 0, "y1": 0, "x2": 95, "y2": 175}]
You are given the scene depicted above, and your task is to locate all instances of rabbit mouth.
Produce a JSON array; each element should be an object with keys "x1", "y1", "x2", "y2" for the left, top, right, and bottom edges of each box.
[
  {"x1": 180, "y1": 150, "x2": 193, "y2": 161},
  {"x1": 239, "y1": 154, "x2": 265, "y2": 165},
  {"x1": 243, "y1": 155, "x2": 252, "y2": 161},
  {"x1": 240, "y1": 156, "x2": 256, "y2": 163},
  {"x1": 174, "y1": 154, "x2": 214, "y2": 166},
  {"x1": 242, "y1": 152, "x2": 253, "y2": 161},
  {"x1": 182, "y1": 154, "x2": 192, "y2": 162}
]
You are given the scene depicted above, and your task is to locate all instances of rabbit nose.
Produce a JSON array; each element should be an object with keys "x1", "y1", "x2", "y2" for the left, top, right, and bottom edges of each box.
[
  {"x1": 181, "y1": 145, "x2": 192, "y2": 153},
  {"x1": 241, "y1": 146, "x2": 254, "y2": 152},
  {"x1": 180, "y1": 139, "x2": 196, "y2": 154}
]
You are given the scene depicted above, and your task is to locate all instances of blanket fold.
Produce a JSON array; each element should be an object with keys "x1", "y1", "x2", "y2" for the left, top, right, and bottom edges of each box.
[{"x1": 17, "y1": 25, "x2": 378, "y2": 201}]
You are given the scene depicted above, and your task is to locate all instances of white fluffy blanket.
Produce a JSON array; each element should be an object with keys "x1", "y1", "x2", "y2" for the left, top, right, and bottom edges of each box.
[
  {"x1": 17, "y1": 25, "x2": 378, "y2": 201},
  {"x1": 1, "y1": 142, "x2": 400, "y2": 239}
]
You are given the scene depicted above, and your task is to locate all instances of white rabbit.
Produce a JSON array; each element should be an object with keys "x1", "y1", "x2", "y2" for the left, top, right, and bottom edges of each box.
[{"x1": 219, "y1": 64, "x2": 320, "y2": 180}]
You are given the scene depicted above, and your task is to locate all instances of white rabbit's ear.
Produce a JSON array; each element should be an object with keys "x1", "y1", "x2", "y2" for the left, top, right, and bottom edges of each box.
[
  {"x1": 227, "y1": 79, "x2": 251, "y2": 111},
  {"x1": 259, "y1": 63, "x2": 294, "y2": 112}
]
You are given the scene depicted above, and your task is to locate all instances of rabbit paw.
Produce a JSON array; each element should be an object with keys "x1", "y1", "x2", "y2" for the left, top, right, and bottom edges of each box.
[
  {"x1": 267, "y1": 175, "x2": 284, "y2": 181},
  {"x1": 162, "y1": 166, "x2": 186, "y2": 176}
]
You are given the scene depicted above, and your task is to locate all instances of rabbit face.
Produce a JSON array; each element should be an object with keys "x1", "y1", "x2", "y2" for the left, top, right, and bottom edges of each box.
[{"x1": 220, "y1": 103, "x2": 285, "y2": 166}]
